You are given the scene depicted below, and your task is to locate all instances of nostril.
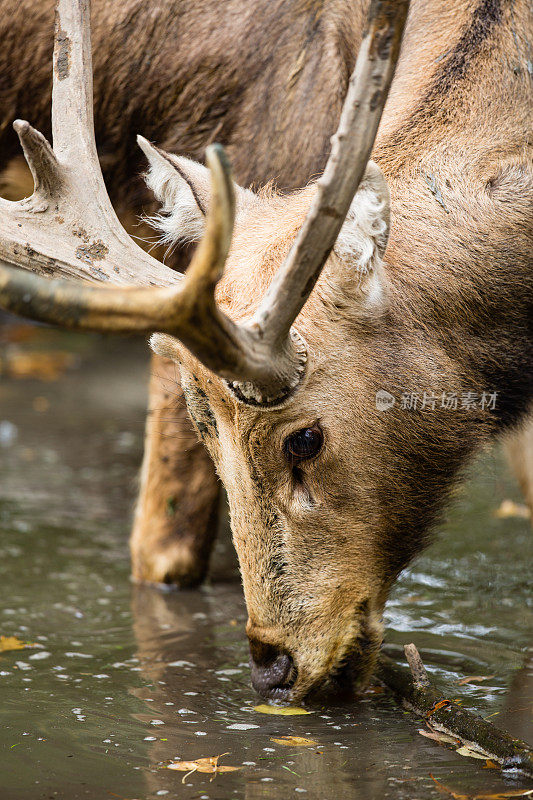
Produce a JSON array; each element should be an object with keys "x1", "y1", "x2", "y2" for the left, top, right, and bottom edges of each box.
[{"x1": 248, "y1": 642, "x2": 295, "y2": 697}]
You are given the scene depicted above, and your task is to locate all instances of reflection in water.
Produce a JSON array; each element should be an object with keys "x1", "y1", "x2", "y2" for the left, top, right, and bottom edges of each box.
[{"x1": 0, "y1": 331, "x2": 531, "y2": 799}]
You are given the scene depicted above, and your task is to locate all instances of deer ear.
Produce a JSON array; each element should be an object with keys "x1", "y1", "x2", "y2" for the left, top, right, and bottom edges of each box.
[
  {"x1": 137, "y1": 136, "x2": 253, "y2": 248},
  {"x1": 149, "y1": 332, "x2": 181, "y2": 362},
  {"x1": 327, "y1": 161, "x2": 390, "y2": 311},
  {"x1": 137, "y1": 136, "x2": 210, "y2": 245}
]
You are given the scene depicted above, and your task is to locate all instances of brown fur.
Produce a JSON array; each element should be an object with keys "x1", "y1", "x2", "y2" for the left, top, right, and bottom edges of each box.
[
  {"x1": 0, "y1": 0, "x2": 370, "y2": 587},
  {"x1": 130, "y1": 356, "x2": 221, "y2": 587},
  {"x1": 0, "y1": 0, "x2": 368, "y2": 206},
  {"x1": 142, "y1": 0, "x2": 532, "y2": 698}
]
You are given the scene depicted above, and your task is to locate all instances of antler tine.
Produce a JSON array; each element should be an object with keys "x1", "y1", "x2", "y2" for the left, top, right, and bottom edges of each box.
[
  {"x1": 178, "y1": 144, "x2": 235, "y2": 290},
  {"x1": 0, "y1": 146, "x2": 235, "y2": 338},
  {"x1": 0, "y1": 144, "x2": 271, "y2": 390},
  {"x1": 252, "y1": 0, "x2": 409, "y2": 346},
  {"x1": 52, "y1": 0, "x2": 99, "y2": 177},
  {"x1": 13, "y1": 120, "x2": 63, "y2": 204},
  {"x1": 0, "y1": 0, "x2": 178, "y2": 293}
]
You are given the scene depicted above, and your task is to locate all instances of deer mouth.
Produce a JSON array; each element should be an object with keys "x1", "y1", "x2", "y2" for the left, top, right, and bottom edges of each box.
[
  {"x1": 300, "y1": 611, "x2": 384, "y2": 702},
  {"x1": 248, "y1": 603, "x2": 384, "y2": 703},
  {"x1": 326, "y1": 614, "x2": 384, "y2": 696},
  {"x1": 257, "y1": 636, "x2": 382, "y2": 705}
]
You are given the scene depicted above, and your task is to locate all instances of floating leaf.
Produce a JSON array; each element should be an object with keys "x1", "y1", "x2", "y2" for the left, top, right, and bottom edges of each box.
[
  {"x1": 483, "y1": 760, "x2": 499, "y2": 770},
  {"x1": 494, "y1": 500, "x2": 531, "y2": 520},
  {"x1": 253, "y1": 704, "x2": 310, "y2": 716},
  {"x1": 270, "y1": 736, "x2": 317, "y2": 747},
  {"x1": 0, "y1": 636, "x2": 33, "y2": 653},
  {"x1": 455, "y1": 745, "x2": 489, "y2": 760},
  {"x1": 167, "y1": 754, "x2": 241, "y2": 783},
  {"x1": 458, "y1": 675, "x2": 496, "y2": 686}
]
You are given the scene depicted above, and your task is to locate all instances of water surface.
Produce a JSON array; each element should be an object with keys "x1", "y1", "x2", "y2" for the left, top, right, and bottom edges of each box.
[{"x1": 0, "y1": 329, "x2": 531, "y2": 799}]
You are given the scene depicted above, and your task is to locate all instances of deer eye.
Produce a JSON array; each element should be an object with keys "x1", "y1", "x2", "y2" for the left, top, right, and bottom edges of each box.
[{"x1": 283, "y1": 425, "x2": 323, "y2": 465}]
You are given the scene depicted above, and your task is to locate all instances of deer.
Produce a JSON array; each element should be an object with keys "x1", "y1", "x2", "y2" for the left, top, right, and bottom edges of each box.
[
  {"x1": 2, "y1": 0, "x2": 531, "y2": 594},
  {"x1": 0, "y1": 0, "x2": 531, "y2": 702},
  {"x1": 0, "y1": 0, "x2": 374, "y2": 590}
]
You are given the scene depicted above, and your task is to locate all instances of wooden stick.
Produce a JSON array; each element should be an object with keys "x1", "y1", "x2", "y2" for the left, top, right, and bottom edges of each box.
[
  {"x1": 377, "y1": 643, "x2": 533, "y2": 778},
  {"x1": 403, "y1": 642, "x2": 430, "y2": 688}
]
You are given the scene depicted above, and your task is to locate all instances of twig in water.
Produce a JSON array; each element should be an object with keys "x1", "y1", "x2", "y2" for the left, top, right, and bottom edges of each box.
[{"x1": 377, "y1": 643, "x2": 533, "y2": 778}]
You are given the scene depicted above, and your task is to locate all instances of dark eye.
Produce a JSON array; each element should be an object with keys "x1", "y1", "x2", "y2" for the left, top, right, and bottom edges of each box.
[{"x1": 283, "y1": 425, "x2": 323, "y2": 465}]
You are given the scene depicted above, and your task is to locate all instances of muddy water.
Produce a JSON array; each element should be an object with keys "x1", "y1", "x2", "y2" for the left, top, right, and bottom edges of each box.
[{"x1": 0, "y1": 329, "x2": 531, "y2": 800}]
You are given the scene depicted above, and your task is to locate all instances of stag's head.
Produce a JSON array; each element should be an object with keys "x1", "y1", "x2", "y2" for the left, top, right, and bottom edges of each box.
[
  {"x1": 142, "y1": 148, "x2": 397, "y2": 701},
  {"x1": 0, "y1": 0, "x2": 415, "y2": 701}
]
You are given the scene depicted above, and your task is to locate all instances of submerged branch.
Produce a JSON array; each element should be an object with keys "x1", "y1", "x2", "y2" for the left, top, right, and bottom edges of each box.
[{"x1": 377, "y1": 644, "x2": 533, "y2": 778}]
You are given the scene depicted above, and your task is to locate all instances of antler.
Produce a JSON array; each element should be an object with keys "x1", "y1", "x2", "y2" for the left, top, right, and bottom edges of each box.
[
  {"x1": 0, "y1": 0, "x2": 409, "y2": 407},
  {"x1": 250, "y1": 0, "x2": 409, "y2": 348},
  {"x1": 0, "y1": 0, "x2": 176, "y2": 290}
]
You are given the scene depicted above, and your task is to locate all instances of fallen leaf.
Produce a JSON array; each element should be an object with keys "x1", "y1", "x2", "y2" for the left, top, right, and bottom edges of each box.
[
  {"x1": 494, "y1": 500, "x2": 531, "y2": 520},
  {"x1": 430, "y1": 776, "x2": 533, "y2": 800},
  {"x1": 458, "y1": 675, "x2": 496, "y2": 686},
  {"x1": 0, "y1": 635, "x2": 33, "y2": 653},
  {"x1": 253, "y1": 704, "x2": 310, "y2": 715},
  {"x1": 270, "y1": 736, "x2": 317, "y2": 747},
  {"x1": 427, "y1": 699, "x2": 452, "y2": 716},
  {"x1": 455, "y1": 745, "x2": 489, "y2": 760},
  {"x1": 483, "y1": 760, "x2": 499, "y2": 770},
  {"x1": 167, "y1": 753, "x2": 241, "y2": 783},
  {"x1": 430, "y1": 773, "x2": 469, "y2": 799},
  {"x1": 418, "y1": 728, "x2": 459, "y2": 746}
]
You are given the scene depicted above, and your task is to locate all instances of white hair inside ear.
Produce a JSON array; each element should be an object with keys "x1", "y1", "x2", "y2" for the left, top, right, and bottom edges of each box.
[
  {"x1": 149, "y1": 332, "x2": 181, "y2": 362},
  {"x1": 329, "y1": 160, "x2": 390, "y2": 309},
  {"x1": 137, "y1": 137, "x2": 209, "y2": 247},
  {"x1": 137, "y1": 136, "x2": 254, "y2": 250}
]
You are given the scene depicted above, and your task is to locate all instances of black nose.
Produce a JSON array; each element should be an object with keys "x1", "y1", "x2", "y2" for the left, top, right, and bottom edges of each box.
[{"x1": 249, "y1": 641, "x2": 294, "y2": 698}]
